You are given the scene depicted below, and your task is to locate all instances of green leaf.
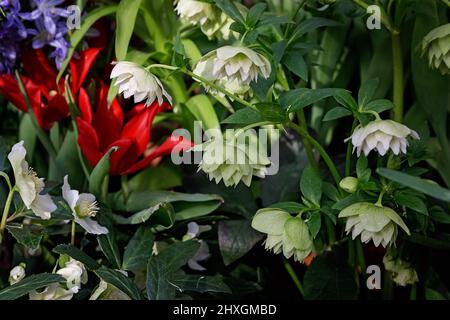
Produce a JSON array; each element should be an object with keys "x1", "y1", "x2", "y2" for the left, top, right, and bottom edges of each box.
[
  {"x1": 128, "y1": 165, "x2": 182, "y2": 192},
  {"x1": 111, "y1": 203, "x2": 164, "y2": 225},
  {"x1": 185, "y1": 95, "x2": 220, "y2": 131},
  {"x1": 53, "y1": 244, "x2": 101, "y2": 271},
  {"x1": 115, "y1": 0, "x2": 142, "y2": 60},
  {"x1": 94, "y1": 266, "x2": 144, "y2": 300},
  {"x1": 146, "y1": 240, "x2": 200, "y2": 300},
  {"x1": 0, "y1": 273, "x2": 63, "y2": 300},
  {"x1": 57, "y1": 5, "x2": 118, "y2": 81},
  {"x1": 171, "y1": 274, "x2": 231, "y2": 294},
  {"x1": 394, "y1": 192, "x2": 428, "y2": 215},
  {"x1": 308, "y1": 211, "x2": 322, "y2": 239},
  {"x1": 333, "y1": 90, "x2": 358, "y2": 110},
  {"x1": 246, "y1": 3, "x2": 266, "y2": 27},
  {"x1": 98, "y1": 229, "x2": 122, "y2": 269},
  {"x1": 174, "y1": 200, "x2": 222, "y2": 221},
  {"x1": 303, "y1": 250, "x2": 357, "y2": 300},
  {"x1": 300, "y1": 165, "x2": 322, "y2": 206},
  {"x1": 6, "y1": 223, "x2": 43, "y2": 250},
  {"x1": 89, "y1": 147, "x2": 116, "y2": 198},
  {"x1": 219, "y1": 219, "x2": 263, "y2": 266},
  {"x1": 377, "y1": 168, "x2": 450, "y2": 202},
  {"x1": 19, "y1": 114, "x2": 36, "y2": 161},
  {"x1": 430, "y1": 206, "x2": 450, "y2": 225},
  {"x1": 268, "y1": 201, "x2": 305, "y2": 213},
  {"x1": 425, "y1": 288, "x2": 447, "y2": 300},
  {"x1": 291, "y1": 17, "x2": 340, "y2": 41},
  {"x1": 363, "y1": 99, "x2": 394, "y2": 113},
  {"x1": 280, "y1": 88, "x2": 344, "y2": 112},
  {"x1": 215, "y1": 0, "x2": 245, "y2": 24},
  {"x1": 358, "y1": 78, "x2": 379, "y2": 107},
  {"x1": 322, "y1": 107, "x2": 352, "y2": 121},
  {"x1": 356, "y1": 156, "x2": 371, "y2": 182},
  {"x1": 283, "y1": 52, "x2": 308, "y2": 81},
  {"x1": 122, "y1": 227, "x2": 154, "y2": 272}
]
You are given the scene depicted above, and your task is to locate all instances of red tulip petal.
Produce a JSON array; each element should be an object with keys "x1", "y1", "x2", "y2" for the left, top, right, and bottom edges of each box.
[
  {"x1": 22, "y1": 49, "x2": 57, "y2": 90},
  {"x1": 69, "y1": 48, "x2": 101, "y2": 95},
  {"x1": 78, "y1": 88, "x2": 93, "y2": 123},
  {"x1": 106, "y1": 138, "x2": 138, "y2": 175},
  {"x1": 33, "y1": 93, "x2": 69, "y2": 130},
  {"x1": 123, "y1": 135, "x2": 194, "y2": 175},
  {"x1": 0, "y1": 75, "x2": 33, "y2": 112},
  {"x1": 76, "y1": 117, "x2": 103, "y2": 167}
]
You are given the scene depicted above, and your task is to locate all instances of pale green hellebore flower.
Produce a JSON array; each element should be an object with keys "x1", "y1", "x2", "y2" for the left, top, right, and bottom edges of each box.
[
  {"x1": 339, "y1": 177, "x2": 359, "y2": 193},
  {"x1": 7, "y1": 141, "x2": 56, "y2": 220},
  {"x1": 339, "y1": 202, "x2": 410, "y2": 247},
  {"x1": 110, "y1": 61, "x2": 172, "y2": 106},
  {"x1": 421, "y1": 23, "x2": 450, "y2": 75},
  {"x1": 252, "y1": 208, "x2": 314, "y2": 263},
  {"x1": 347, "y1": 120, "x2": 419, "y2": 157},
  {"x1": 62, "y1": 175, "x2": 108, "y2": 235},
  {"x1": 9, "y1": 264, "x2": 26, "y2": 285},
  {"x1": 383, "y1": 251, "x2": 419, "y2": 287}
]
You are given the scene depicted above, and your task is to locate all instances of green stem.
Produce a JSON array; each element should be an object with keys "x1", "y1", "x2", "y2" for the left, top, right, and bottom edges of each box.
[
  {"x1": 345, "y1": 120, "x2": 358, "y2": 176},
  {"x1": 383, "y1": 271, "x2": 394, "y2": 300},
  {"x1": 391, "y1": 33, "x2": 404, "y2": 122},
  {"x1": 410, "y1": 283, "x2": 417, "y2": 300},
  {"x1": 15, "y1": 71, "x2": 58, "y2": 160},
  {"x1": 283, "y1": 259, "x2": 304, "y2": 297},
  {"x1": 287, "y1": 122, "x2": 341, "y2": 186},
  {"x1": 355, "y1": 240, "x2": 367, "y2": 272},
  {"x1": 70, "y1": 220, "x2": 76, "y2": 246},
  {"x1": 325, "y1": 218, "x2": 336, "y2": 245},
  {"x1": 351, "y1": 0, "x2": 398, "y2": 34},
  {"x1": 121, "y1": 175, "x2": 130, "y2": 201},
  {"x1": 0, "y1": 186, "x2": 16, "y2": 242},
  {"x1": 297, "y1": 111, "x2": 318, "y2": 171}
]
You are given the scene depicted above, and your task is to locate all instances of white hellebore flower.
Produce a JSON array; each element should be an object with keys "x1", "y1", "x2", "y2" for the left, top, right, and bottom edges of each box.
[
  {"x1": 339, "y1": 202, "x2": 410, "y2": 247},
  {"x1": 110, "y1": 61, "x2": 172, "y2": 106},
  {"x1": 193, "y1": 46, "x2": 271, "y2": 96},
  {"x1": 56, "y1": 258, "x2": 88, "y2": 293},
  {"x1": 62, "y1": 175, "x2": 108, "y2": 235},
  {"x1": 383, "y1": 251, "x2": 418, "y2": 287},
  {"x1": 9, "y1": 264, "x2": 26, "y2": 285},
  {"x1": 347, "y1": 120, "x2": 419, "y2": 157},
  {"x1": 7, "y1": 141, "x2": 56, "y2": 220},
  {"x1": 29, "y1": 283, "x2": 77, "y2": 300},
  {"x1": 182, "y1": 222, "x2": 212, "y2": 271}
]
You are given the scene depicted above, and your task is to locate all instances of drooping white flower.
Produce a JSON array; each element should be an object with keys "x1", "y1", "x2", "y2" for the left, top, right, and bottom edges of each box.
[
  {"x1": 182, "y1": 222, "x2": 212, "y2": 271},
  {"x1": 56, "y1": 258, "x2": 88, "y2": 293},
  {"x1": 421, "y1": 23, "x2": 450, "y2": 75},
  {"x1": 9, "y1": 264, "x2": 26, "y2": 285},
  {"x1": 110, "y1": 61, "x2": 172, "y2": 106},
  {"x1": 193, "y1": 46, "x2": 271, "y2": 96},
  {"x1": 347, "y1": 120, "x2": 419, "y2": 157},
  {"x1": 62, "y1": 175, "x2": 108, "y2": 235},
  {"x1": 252, "y1": 208, "x2": 314, "y2": 263},
  {"x1": 339, "y1": 202, "x2": 410, "y2": 247},
  {"x1": 175, "y1": 0, "x2": 237, "y2": 40},
  {"x1": 7, "y1": 141, "x2": 56, "y2": 220},
  {"x1": 383, "y1": 250, "x2": 419, "y2": 287},
  {"x1": 29, "y1": 283, "x2": 77, "y2": 300}
]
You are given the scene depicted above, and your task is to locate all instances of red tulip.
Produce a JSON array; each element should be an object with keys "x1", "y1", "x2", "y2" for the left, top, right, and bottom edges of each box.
[
  {"x1": 0, "y1": 48, "x2": 101, "y2": 130},
  {"x1": 76, "y1": 83, "x2": 193, "y2": 175}
]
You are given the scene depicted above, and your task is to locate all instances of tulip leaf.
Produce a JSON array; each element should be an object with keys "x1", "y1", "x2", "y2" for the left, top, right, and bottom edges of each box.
[
  {"x1": 88, "y1": 147, "x2": 117, "y2": 199},
  {"x1": 94, "y1": 266, "x2": 144, "y2": 300},
  {"x1": 0, "y1": 273, "x2": 64, "y2": 300},
  {"x1": 185, "y1": 95, "x2": 220, "y2": 131},
  {"x1": 115, "y1": 0, "x2": 142, "y2": 60},
  {"x1": 377, "y1": 168, "x2": 450, "y2": 202},
  {"x1": 300, "y1": 165, "x2": 322, "y2": 206},
  {"x1": 53, "y1": 244, "x2": 101, "y2": 271},
  {"x1": 170, "y1": 274, "x2": 231, "y2": 294},
  {"x1": 57, "y1": 5, "x2": 118, "y2": 82},
  {"x1": 219, "y1": 219, "x2": 264, "y2": 266},
  {"x1": 122, "y1": 227, "x2": 154, "y2": 272},
  {"x1": 146, "y1": 240, "x2": 200, "y2": 300}
]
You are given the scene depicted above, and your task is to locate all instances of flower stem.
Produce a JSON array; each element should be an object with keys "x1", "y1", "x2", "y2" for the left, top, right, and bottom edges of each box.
[
  {"x1": 0, "y1": 186, "x2": 16, "y2": 243},
  {"x1": 297, "y1": 111, "x2": 318, "y2": 171},
  {"x1": 351, "y1": 0, "x2": 398, "y2": 34},
  {"x1": 410, "y1": 283, "x2": 417, "y2": 300},
  {"x1": 345, "y1": 119, "x2": 358, "y2": 176},
  {"x1": 70, "y1": 220, "x2": 76, "y2": 246},
  {"x1": 355, "y1": 239, "x2": 367, "y2": 272},
  {"x1": 391, "y1": 33, "x2": 404, "y2": 122},
  {"x1": 287, "y1": 122, "x2": 341, "y2": 186},
  {"x1": 283, "y1": 259, "x2": 304, "y2": 297}
]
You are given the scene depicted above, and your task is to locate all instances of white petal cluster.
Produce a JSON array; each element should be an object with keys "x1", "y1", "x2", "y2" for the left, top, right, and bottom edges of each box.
[
  {"x1": 183, "y1": 222, "x2": 212, "y2": 271},
  {"x1": 383, "y1": 251, "x2": 419, "y2": 287},
  {"x1": 251, "y1": 208, "x2": 314, "y2": 262},
  {"x1": 110, "y1": 61, "x2": 172, "y2": 106},
  {"x1": 421, "y1": 23, "x2": 450, "y2": 75},
  {"x1": 8, "y1": 141, "x2": 56, "y2": 220},
  {"x1": 29, "y1": 259, "x2": 87, "y2": 300},
  {"x1": 62, "y1": 175, "x2": 108, "y2": 235},
  {"x1": 347, "y1": 120, "x2": 419, "y2": 157},
  {"x1": 175, "y1": 0, "x2": 237, "y2": 40},
  {"x1": 194, "y1": 130, "x2": 271, "y2": 187},
  {"x1": 9, "y1": 265, "x2": 26, "y2": 285},
  {"x1": 339, "y1": 202, "x2": 410, "y2": 247},
  {"x1": 193, "y1": 46, "x2": 271, "y2": 96}
]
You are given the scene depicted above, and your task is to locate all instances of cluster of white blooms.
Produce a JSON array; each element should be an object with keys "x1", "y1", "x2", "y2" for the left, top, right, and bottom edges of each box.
[
  {"x1": 339, "y1": 202, "x2": 410, "y2": 247},
  {"x1": 347, "y1": 120, "x2": 419, "y2": 157},
  {"x1": 110, "y1": 61, "x2": 172, "y2": 106},
  {"x1": 175, "y1": 0, "x2": 237, "y2": 40},
  {"x1": 9, "y1": 264, "x2": 26, "y2": 285},
  {"x1": 421, "y1": 23, "x2": 450, "y2": 75},
  {"x1": 252, "y1": 208, "x2": 314, "y2": 263},
  {"x1": 193, "y1": 46, "x2": 271, "y2": 96},
  {"x1": 29, "y1": 259, "x2": 87, "y2": 300},
  {"x1": 383, "y1": 251, "x2": 419, "y2": 287}
]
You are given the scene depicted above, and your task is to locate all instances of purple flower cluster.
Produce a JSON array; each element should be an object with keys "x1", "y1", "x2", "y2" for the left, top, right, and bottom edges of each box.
[{"x1": 0, "y1": 0, "x2": 71, "y2": 74}]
